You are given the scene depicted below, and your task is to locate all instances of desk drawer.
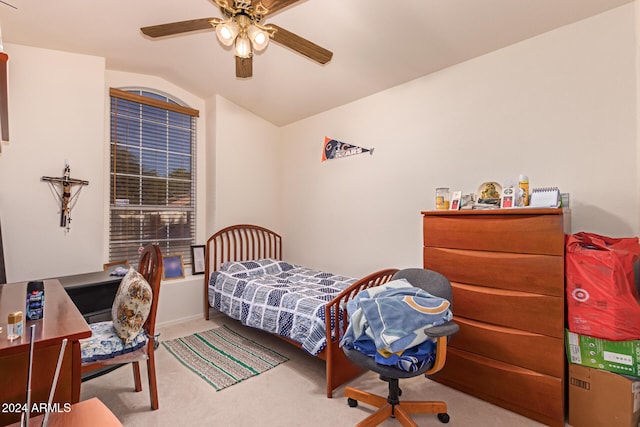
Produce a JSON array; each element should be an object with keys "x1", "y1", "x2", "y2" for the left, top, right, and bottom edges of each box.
[
  {"x1": 437, "y1": 348, "x2": 564, "y2": 426},
  {"x1": 451, "y1": 317, "x2": 564, "y2": 377},
  {"x1": 423, "y1": 214, "x2": 565, "y2": 255},
  {"x1": 424, "y1": 247, "x2": 563, "y2": 295},
  {"x1": 452, "y1": 282, "x2": 564, "y2": 338}
]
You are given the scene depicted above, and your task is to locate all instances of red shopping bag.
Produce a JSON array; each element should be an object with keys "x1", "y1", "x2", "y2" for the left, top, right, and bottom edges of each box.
[{"x1": 565, "y1": 232, "x2": 640, "y2": 341}]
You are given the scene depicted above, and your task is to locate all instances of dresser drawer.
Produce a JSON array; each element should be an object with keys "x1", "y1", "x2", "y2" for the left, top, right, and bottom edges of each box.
[
  {"x1": 424, "y1": 247, "x2": 564, "y2": 295},
  {"x1": 423, "y1": 213, "x2": 565, "y2": 255},
  {"x1": 450, "y1": 317, "x2": 565, "y2": 377},
  {"x1": 452, "y1": 283, "x2": 564, "y2": 338},
  {"x1": 436, "y1": 348, "x2": 564, "y2": 426}
]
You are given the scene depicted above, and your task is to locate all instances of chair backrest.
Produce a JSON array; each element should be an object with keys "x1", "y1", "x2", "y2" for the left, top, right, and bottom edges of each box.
[
  {"x1": 392, "y1": 268, "x2": 453, "y2": 307},
  {"x1": 137, "y1": 244, "x2": 163, "y2": 338}
]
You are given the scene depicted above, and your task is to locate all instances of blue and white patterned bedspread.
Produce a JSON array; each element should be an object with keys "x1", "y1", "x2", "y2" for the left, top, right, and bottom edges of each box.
[{"x1": 208, "y1": 259, "x2": 355, "y2": 356}]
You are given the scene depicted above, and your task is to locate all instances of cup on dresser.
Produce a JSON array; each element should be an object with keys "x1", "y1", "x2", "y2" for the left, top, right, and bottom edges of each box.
[{"x1": 436, "y1": 188, "x2": 450, "y2": 210}]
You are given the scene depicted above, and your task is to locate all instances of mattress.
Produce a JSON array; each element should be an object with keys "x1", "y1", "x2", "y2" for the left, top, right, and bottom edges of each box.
[{"x1": 208, "y1": 258, "x2": 355, "y2": 355}]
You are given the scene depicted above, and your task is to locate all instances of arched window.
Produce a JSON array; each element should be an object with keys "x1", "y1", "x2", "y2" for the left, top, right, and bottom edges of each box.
[{"x1": 109, "y1": 88, "x2": 199, "y2": 268}]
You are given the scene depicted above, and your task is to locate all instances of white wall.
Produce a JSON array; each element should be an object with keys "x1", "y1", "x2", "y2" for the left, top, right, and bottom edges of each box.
[
  {"x1": 205, "y1": 95, "x2": 217, "y2": 237},
  {"x1": 210, "y1": 95, "x2": 282, "y2": 233},
  {"x1": 636, "y1": 1, "x2": 640, "y2": 234},
  {"x1": 279, "y1": 4, "x2": 637, "y2": 278},
  {"x1": 0, "y1": 44, "x2": 106, "y2": 282}
]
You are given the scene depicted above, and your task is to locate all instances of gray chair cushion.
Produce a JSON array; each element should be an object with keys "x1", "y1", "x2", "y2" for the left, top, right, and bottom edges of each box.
[
  {"x1": 343, "y1": 345, "x2": 435, "y2": 378},
  {"x1": 392, "y1": 268, "x2": 453, "y2": 306}
]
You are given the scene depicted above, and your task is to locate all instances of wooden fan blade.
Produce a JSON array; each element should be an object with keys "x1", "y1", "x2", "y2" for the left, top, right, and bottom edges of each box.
[
  {"x1": 270, "y1": 24, "x2": 332, "y2": 64},
  {"x1": 236, "y1": 56, "x2": 253, "y2": 78},
  {"x1": 141, "y1": 18, "x2": 216, "y2": 38},
  {"x1": 253, "y1": 0, "x2": 300, "y2": 15}
]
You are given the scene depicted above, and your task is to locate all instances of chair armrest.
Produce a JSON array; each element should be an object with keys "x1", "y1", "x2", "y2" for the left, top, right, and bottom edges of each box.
[
  {"x1": 423, "y1": 322, "x2": 459, "y2": 376},
  {"x1": 424, "y1": 321, "x2": 459, "y2": 338}
]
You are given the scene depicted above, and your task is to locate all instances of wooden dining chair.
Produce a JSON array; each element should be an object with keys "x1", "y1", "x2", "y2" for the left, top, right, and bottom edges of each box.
[{"x1": 81, "y1": 244, "x2": 163, "y2": 410}]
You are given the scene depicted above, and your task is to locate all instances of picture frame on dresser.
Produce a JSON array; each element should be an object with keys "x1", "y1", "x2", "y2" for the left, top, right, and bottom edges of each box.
[{"x1": 449, "y1": 191, "x2": 462, "y2": 210}]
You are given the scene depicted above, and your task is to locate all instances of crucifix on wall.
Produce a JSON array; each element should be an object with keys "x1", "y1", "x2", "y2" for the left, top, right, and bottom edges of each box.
[{"x1": 41, "y1": 163, "x2": 89, "y2": 232}]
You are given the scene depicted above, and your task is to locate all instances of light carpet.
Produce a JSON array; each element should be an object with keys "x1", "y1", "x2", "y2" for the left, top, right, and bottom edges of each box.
[
  {"x1": 82, "y1": 317, "x2": 552, "y2": 426},
  {"x1": 162, "y1": 324, "x2": 288, "y2": 391}
]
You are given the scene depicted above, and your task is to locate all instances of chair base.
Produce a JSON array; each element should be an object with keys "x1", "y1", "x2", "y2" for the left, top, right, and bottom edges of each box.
[{"x1": 344, "y1": 386, "x2": 449, "y2": 427}]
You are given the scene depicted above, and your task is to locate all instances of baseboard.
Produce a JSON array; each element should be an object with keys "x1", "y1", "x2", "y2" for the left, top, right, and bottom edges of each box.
[{"x1": 157, "y1": 312, "x2": 204, "y2": 328}]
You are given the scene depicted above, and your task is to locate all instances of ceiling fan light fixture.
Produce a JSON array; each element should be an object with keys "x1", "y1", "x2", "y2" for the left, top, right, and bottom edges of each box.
[
  {"x1": 247, "y1": 25, "x2": 269, "y2": 51},
  {"x1": 234, "y1": 34, "x2": 252, "y2": 58},
  {"x1": 140, "y1": 0, "x2": 334, "y2": 78},
  {"x1": 216, "y1": 20, "x2": 238, "y2": 46}
]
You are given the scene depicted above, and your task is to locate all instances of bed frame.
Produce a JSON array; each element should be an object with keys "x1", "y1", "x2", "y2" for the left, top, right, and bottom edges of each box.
[{"x1": 203, "y1": 224, "x2": 397, "y2": 397}]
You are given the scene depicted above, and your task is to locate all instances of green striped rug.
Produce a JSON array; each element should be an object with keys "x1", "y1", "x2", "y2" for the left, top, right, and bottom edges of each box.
[{"x1": 162, "y1": 325, "x2": 288, "y2": 391}]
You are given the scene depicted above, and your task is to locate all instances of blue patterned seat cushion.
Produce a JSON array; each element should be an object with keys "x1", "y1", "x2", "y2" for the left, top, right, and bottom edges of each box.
[{"x1": 81, "y1": 321, "x2": 147, "y2": 363}]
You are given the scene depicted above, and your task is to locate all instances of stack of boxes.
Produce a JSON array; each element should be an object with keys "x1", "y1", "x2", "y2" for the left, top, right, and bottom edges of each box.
[
  {"x1": 565, "y1": 235, "x2": 640, "y2": 427},
  {"x1": 565, "y1": 331, "x2": 640, "y2": 427}
]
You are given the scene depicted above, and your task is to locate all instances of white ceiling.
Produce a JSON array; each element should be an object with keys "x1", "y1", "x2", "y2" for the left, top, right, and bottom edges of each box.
[{"x1": 0, "y1": 0, "x2": 633, "y2": 126}]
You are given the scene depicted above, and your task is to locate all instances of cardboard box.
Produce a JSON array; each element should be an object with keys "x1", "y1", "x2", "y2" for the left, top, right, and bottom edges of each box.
[
  {"x1": 569, "y1": 364, "x2": 640, "y2": 427},
  {"x1": 565, "y1": 330, "x2": 640, "y2": 377}
]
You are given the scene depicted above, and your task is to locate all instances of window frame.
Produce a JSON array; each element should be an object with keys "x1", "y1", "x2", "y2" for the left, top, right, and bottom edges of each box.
[{"x1": 108, "y1": 87, "x2": 199, "y2": 269}]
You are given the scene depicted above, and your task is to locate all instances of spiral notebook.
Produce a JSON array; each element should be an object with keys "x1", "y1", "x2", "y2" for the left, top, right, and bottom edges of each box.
[{"x1": 529, "y1": 187, "x2": 560, "y2": 208}]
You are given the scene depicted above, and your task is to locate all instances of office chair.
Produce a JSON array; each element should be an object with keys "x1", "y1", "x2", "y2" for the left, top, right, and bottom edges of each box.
[
  {"x1": 80, "y1": 244, "x2": 163, "y2": 410},
  {"x1": 343, "y1": 268, "x2": 459, "y2": 426}
]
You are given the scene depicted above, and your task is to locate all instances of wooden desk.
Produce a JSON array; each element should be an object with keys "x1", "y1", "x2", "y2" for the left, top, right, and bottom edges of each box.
[
  {"x1": 7, "y1": 398, "x2": 122, "y2": 427},
  {"x1": 0, "y1": 280, "x2": 91, "y2": 426}
]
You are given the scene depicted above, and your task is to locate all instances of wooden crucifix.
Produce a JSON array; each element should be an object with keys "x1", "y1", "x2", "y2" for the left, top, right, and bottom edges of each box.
[{"x1": 42, "y1": 164, "x2": 89, "y2": 232}]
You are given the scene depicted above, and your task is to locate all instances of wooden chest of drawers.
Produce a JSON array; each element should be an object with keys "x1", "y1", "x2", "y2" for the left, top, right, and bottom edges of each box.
[{"x1": 422, "y1": 208, "x2": 570, "y2": 427}]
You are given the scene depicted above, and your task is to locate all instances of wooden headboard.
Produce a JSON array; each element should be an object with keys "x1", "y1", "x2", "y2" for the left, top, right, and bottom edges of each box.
[{"x1": 203, "y1": 224, "x2": 282, "y2": 319}]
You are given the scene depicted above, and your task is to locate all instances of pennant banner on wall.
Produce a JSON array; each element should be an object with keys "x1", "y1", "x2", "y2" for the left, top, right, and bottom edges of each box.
[{"x1": 322, "y1": 137, "x2": 374, "y2": 162}]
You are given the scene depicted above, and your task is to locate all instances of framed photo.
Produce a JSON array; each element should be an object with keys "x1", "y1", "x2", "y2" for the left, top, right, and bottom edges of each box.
[
  {"x1": 449, "y1": 191, "x2": 462, "y2": 210},
  {"x1": 501, "y1": 185, "x2": 516, "y2": 208},
  {"x1": 191, "y1": 245, "x2": 206, "y2": 275},
  {"x1": 162, "y1": 254, "x2": 185, "y2": 280}
]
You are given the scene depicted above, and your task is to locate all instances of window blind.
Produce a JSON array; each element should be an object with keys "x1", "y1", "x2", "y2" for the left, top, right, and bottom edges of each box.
[{"x1": 109, "y1": 88, "x2": 198, "y2": 269}]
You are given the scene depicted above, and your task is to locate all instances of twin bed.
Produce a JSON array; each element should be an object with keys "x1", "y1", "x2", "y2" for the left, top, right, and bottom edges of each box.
[{"x1": 203, "y1": 224, "x2": 397, "y2": 397}]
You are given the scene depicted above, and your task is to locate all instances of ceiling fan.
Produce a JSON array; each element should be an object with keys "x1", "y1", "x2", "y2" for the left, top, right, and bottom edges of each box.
[{"x1": 140, "y1": 0, "x2": 333, "y2": 78}]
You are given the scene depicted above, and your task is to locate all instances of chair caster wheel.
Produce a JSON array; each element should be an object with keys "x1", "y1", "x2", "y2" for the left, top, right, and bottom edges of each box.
[
  {"x1": 347, "y1": 398, "x2": 358, "y2": 408},
  {"x1": 437, "y1": 413, "x2": 450, "y2": 423}
]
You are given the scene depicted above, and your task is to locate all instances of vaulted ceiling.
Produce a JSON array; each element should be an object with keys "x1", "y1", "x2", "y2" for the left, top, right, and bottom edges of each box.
[{"x1": 0, "y1": 0, "x2": 633, "y2": 126}]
